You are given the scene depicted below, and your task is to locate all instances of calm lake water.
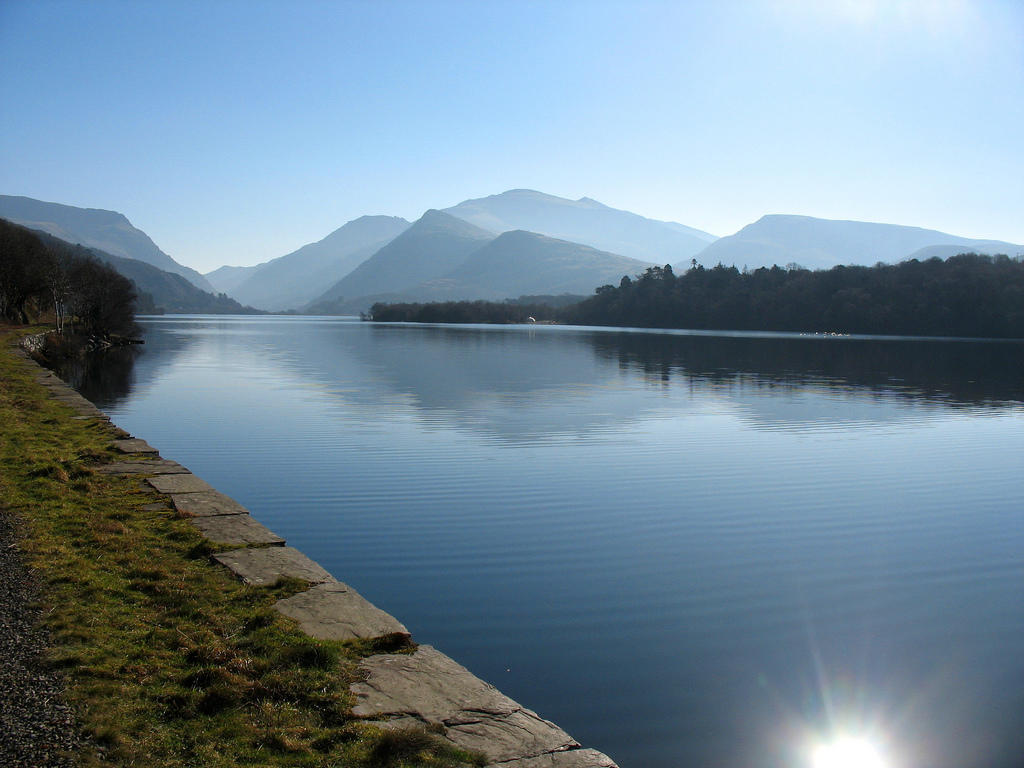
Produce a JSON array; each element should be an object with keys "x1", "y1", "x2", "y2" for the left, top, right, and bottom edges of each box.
[{"x1": 68, "y1": 316, "x2": 1024, "y2": 768}]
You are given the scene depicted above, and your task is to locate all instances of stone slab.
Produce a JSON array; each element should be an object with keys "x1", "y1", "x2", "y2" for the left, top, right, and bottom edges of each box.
[
  {"x1": 352, "y1": 646, "x2": 578, "y2": 763},
  {"x1": 52, "y1": 399, "x2": 98, "y2": 411},
  {"x1": 275, "y1": 582, "x2": 409, "y2": 642},
  {"x1": 147, "y1": 474, "x2": 216, "y2": 494},
  {"x1": 47, "y1": 390, "x2": 81, "y2": 400},
  {"x1": 170, "y1": 491, "x2": 249, "y2": 517},
  {"x1": 493, "y1": 749, "x2": 619, "y2": 768},
  {"x1": 71, "y1": 408, "x2": 107, "y2": 419},
  {"x1": 111, "y1": 438, "x2": 158, "y2": 454},
  {"x1": 51, "y1": 391, "x2": 89, "y2": 400},
  {"x1": 95, "y1": 459, "x2": 190, "y2": 476},
  {"x1": 64, "y1": 405, "x2": 105, "y2": 417},
  {"x1": 212, "y1": 546, "x2": 336, "y2": 586},
  {"x1": 191, "y1": 515, "x2": 285, "y2": 547}
]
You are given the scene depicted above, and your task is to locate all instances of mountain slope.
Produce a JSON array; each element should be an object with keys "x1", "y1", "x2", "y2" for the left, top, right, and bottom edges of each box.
[
  {"x1": 309, "y1": 210, "x2": 495, "y2": 306},
  {"x1": 414, "y1": 230, "x2": 653, "y2": 300},
  {"x1": 0, "y1": 195, "x2": 215, "y2": 292},
  {"x1": 692, "y1": 214, "x2": 1024, "y2": 271},
  {"x1": 19, "y1": 223, "x2": 260, "y2": 314},
  {"x1": 227, "y1": 215, "x2": 409, "y2": 310},
  {"x1": 93, "y1": 252, "x2": 259, "y2": 314},
  {"x1": 206, "y1": 264, "x2": 267, "y2": 294},
  {"x1": 444, "y1": 189, "x2": 716, "y2": 264}
]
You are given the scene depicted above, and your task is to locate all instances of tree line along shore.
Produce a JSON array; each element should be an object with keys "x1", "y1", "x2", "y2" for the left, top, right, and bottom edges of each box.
[
  {"x1": 1, "y1": 219, "x2": 140, "y2": 340},
  {"x1": 370, "y1": 253, "x2": 1024, "y2": 339}
]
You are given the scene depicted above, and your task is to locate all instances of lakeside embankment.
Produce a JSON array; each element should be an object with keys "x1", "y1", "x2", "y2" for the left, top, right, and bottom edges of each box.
[{"x1": 0, "y1": 328, "x2": 616, "y2": 768}]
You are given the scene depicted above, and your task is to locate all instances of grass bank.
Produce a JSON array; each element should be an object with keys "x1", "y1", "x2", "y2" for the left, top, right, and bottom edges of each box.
[{"x1": 0, "y1": 326, "x2": 483, "y2": 768}]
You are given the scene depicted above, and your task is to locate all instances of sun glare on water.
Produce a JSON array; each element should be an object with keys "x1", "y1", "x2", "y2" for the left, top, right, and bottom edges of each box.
[{"x1": 810, "y1": 735, "x2": 891, "y2": 768}]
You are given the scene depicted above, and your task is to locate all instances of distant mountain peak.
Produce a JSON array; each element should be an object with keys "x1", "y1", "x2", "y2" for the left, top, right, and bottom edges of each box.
[
  {"x1": 498, "y1": 188, "x2": 545, "y2": 196},
  {"x1": 692, "y1": 213, "x2": 1024, "y2": 271},
  {"x1": 214, "y1": 214, "x2": 410, "y2": 311},
  {"x1": 444, "y1": 189, "x2": 716, "y2": 263},
  {"x1": 418, "y1": 208, "x2": 451, "y2": 220},
  {"x1": 477, "y1": 189, "x2": 577, "y2": 205},
  {"x1": 410, "y1": 208, "x2": 495, "y2": 237}
]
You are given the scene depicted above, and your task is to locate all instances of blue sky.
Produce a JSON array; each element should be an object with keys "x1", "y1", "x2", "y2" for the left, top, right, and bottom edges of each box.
[{"x1": 2, "y1": 0, "x2": 1022, "y2": 272}]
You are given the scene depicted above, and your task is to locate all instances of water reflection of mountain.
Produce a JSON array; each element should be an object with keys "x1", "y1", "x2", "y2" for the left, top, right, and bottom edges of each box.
[
  {"x1": 75, "y1": 319, "x2": 1024, "y2": 439},
  {"x1": 341, "y1": 325, "x2": 1024, "y2": 438},
  {"x1": 327, "y1": 324, "x2": 651, "y2": 442},
  {"x1": 587, "y1": 331, "x2": 1024, "y2": 408}
]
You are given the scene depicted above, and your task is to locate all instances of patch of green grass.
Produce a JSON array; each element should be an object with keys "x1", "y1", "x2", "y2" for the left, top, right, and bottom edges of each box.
[
  {"x1": 366, "y1": 724, "x2": 489, "y2": 767},
  {"x1": 0, "y1": 328, "x2": 485, "y2": 768}
]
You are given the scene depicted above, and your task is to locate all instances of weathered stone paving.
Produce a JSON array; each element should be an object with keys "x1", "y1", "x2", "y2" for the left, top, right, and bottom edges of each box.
[
  {"x1": 147, "y1": 473, "x2": 216, "y2": 494},
  {"x1": 17, "y1": 337, "x2": 619, "y2": 768},
  {"x1": 275, "y1": 582, "x2": 409, "y2": 641},
  {"x1": 111, "y1": 438, "x2": 158, "y2": 454},
  {"x1": 352, "y1": 646, "x2": 594, "y2": 764},
  {"x1": 495, "y1": 750, "x2": 619, "y2": 767},
  {"x1": 212, "y1": 546, "x2": 336, "y2": 586},
  {"x1": 95, "y1": 459, "x2": 189, "y2": 475},
  {"x1": 169, "y1": 490, "x2": 251, "y2": 517},
  {"x1": 191, "y1": 515, "x2": 285, "y2": 547}
]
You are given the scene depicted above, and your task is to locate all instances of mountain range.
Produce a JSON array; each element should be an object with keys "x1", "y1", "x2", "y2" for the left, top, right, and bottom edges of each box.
[
  {"x1": 420, "y1": 229, "x2": 651, "y2": 300},
  {"x1": 4, "y1": 190, "x2": 1022, "y2": 316},
  {"x1": 207, "y1": 215, "x2": 410, "y2": 311},
  {"x1": 304, "y1": 209, "x2": 654, "y2": 314},
  {"x1": 209, "y1": 189, "x2": 712, "y2": 311},
  {"x1": 443, "y1": 189, "x2": 716, "y2": 264},
  {"x1": 270, "y1": 191, "x2": 1024, "y2": 313},
  {"x1": 318, "y1": 210, "x2": 495, "y2": 301},
  {"x1": 697, "y1": 214, "x2": 1023, "y2": 272}
]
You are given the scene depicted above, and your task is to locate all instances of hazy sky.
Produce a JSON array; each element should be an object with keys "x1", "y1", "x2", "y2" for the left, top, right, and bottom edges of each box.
[{"x1": 2, "y1": 0, "x2": 1022, "y2": 273}]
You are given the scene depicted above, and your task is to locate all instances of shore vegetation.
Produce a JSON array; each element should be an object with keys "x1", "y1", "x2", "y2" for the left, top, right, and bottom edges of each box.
[
  {"x1": 369, "y1": 254, "x2": 1024, "y2": 339},
  {"x1": 368, "y1": 295, "x2": 579, "y2": 324},
  {"x1": 568, "y1": 254, "x2": 1024, "y2": 338},
  {"x1": 1, "y1": 219, "x2": 140, "y2": 339}
]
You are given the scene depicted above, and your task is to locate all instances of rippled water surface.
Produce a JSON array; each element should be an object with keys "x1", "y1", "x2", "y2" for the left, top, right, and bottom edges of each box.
[{"x1": 72, "y1": 317, "x2": 1024, "y2": 768}]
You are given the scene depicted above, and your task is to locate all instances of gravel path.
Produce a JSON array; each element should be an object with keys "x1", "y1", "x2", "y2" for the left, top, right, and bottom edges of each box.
[{"x1": 0, "y1": 505, "x2": 83, "y2": 767}]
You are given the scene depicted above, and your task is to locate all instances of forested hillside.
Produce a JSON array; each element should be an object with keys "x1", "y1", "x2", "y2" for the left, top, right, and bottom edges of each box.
[
  {"x1": 567, "y1": 254, "x2": 1024, "y2": 338},
  {"x1": 1, "y1": 217, "x2": 138, "y2": 337},
  {"x1": 6, "y1": 221, "x2": 261, "y2": 315},
  {"x1": 369, "y1": 297, "x2": 569, "y2": 324}
]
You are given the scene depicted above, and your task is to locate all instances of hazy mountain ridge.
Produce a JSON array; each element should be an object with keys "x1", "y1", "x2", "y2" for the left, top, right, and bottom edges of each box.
[
  {"x1": 690, "y1": 214, "x2": 1024, "y2": 271},
  {"x1": 444, "y1": 189, "x2": 716, "y2": 264},
  {"x1": 9, "y1": 192, "x2": 1022, "y2": 317},
  {"x1": 309, "y1": 210, "x2": 496, "y2": 306},
  {"x1": 206, "y1": 263, "x2": 268, "y2": 294},
  {"x1": 223, "y1": 215, "x2": 410, "y2": 311},
  {"x1": 420, "y1": 229, "x2": 653, "y2": 300},
  {"x1": 304, "y1": 211, "x2": 655, "y2": 312},
  {"x1": 0, "y1": 194, "x2": 216, "y2": 293}
]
